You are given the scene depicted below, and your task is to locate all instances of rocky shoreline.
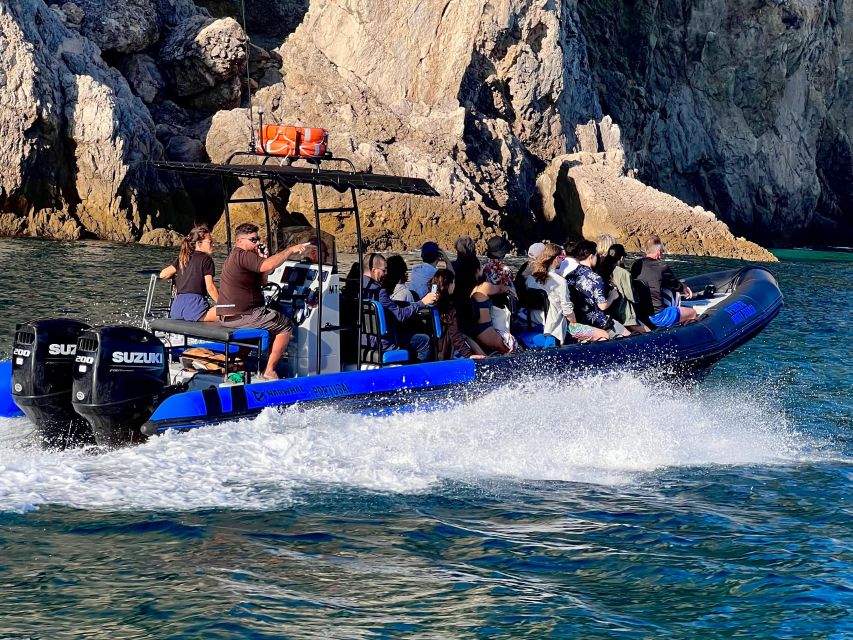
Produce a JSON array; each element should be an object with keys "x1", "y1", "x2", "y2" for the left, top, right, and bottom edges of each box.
[{"x1": 2, "y1": 0, "x2": 848, "y2": 259}]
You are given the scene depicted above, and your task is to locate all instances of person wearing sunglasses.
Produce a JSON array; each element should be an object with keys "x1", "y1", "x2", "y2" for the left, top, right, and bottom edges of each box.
[{"x1": 217, "y1": 223, "x2": 315, "y2": 380}]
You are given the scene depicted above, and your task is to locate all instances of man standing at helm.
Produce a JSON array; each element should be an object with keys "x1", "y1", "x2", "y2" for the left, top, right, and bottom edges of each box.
[{"x1": 217, "y1": 223, "x2": 314, "y2": 379}]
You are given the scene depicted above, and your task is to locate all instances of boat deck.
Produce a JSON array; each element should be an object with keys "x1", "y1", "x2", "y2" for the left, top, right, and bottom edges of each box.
[{"x1": 682, "y1": 292, "x2": 731, "y2": 317}]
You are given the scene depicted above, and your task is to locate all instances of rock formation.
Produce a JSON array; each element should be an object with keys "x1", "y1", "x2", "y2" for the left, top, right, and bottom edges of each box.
[
  {"x1": 248, "y1": 0, "x2": 772, "y2": 259},
  {"x1": 0, "y1": 0, "x2": 848, "y2": 255},
  {"x1": 576, "y1": 0, "x2": 852, "y2": 246},
  {"x1": 0, "y1": 0, "x2": 183, "y2": 241}
]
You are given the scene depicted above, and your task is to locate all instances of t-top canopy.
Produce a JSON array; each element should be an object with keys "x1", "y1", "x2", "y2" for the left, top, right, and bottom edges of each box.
[{"x1": 152, "y1": 160, "x2": 439, "y2": 196}]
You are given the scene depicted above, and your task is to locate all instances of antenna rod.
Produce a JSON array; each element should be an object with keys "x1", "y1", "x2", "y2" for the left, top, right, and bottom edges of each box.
[{"x1": 241, "y1": 0, "x2": 256, "y2": 153}]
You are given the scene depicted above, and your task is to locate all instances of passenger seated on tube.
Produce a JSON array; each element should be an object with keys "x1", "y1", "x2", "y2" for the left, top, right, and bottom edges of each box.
[
  {"x1": 454, "y1": 255, "x2": 518, "y2": 354},
  {"x1": 159, "y1": 225, "x2": 219, "y2": 322},
  {"x1": 361, "y1": 253, "x2": 438, "y2": 362},
  {"x1": 514, "y1": 242, "x2": 546, "y2": 325},
  {"x1": 526, "y1": 242, "x2": 608, "y2": 344},
  {"x1": 564, "y1": 240, "x2": 631, "y2": 339},
  {"x1": 630, "y1": 235, "x2": 698, "y2": 329},
  {"x1": 482, "y1": 236, "x2": 516, "y2": 335},
  {"x1": 597, "y1": 243, "x2": 649, "y2": 334},
  {"x1": 428, "y1": 269, "x2": 485, "y2": 361}
]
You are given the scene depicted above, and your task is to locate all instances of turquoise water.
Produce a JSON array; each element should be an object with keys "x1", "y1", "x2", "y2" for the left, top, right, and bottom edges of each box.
[{"x1": 0, "y1": 239, "x2": 850, "y2": 638}]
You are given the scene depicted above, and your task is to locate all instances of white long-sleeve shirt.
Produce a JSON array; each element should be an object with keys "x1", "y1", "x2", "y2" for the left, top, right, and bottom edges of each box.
[{"x1": 526, "y1": 271, "x2": 574, "y2": 342}]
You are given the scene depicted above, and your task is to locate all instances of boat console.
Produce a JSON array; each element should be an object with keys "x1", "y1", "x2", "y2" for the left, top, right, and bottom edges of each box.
[{"x1": 267, "y1": 259, "x2": 340, "y2": 377}]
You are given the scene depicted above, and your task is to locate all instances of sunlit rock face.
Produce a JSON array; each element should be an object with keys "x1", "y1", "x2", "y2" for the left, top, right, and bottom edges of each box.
[
  {"x1": 1, "y1": 0, "x2": 846, "y2": 253},
  {"x1": 0, "y1": 0, "x2": 187, "y2": 241},
  {"x1": 250, "y1": 0, "x2": 605, "y2": 250}
]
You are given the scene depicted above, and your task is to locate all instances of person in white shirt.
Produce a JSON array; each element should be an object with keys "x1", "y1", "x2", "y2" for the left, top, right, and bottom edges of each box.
[{"x1": 526, "y1": 243, "x2": 608, "y2": 343}]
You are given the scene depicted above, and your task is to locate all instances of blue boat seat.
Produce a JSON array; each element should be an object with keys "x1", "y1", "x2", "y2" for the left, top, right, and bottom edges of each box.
[
  {"x1": 361, "y1": 300, "x2": 411, "y2": 366},
  {"x1": 513, "y1": 287, "x2": 558, "y2": 349}
]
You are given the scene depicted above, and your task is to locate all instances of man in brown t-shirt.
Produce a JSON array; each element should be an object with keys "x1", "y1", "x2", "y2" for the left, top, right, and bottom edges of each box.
[{"x1": 218, "y1": 223, "x2": 314, "y2": 379}]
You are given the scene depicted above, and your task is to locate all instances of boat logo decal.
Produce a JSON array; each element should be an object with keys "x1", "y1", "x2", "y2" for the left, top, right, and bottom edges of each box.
[
  {"x1": 310, "y1": 383, "x2": 350, "y2": 398},
  {"x1": 75, "y1": 355, "x2": 95, "y2": 365},
  {"x1": 48, "y1": 343, "x2": 76, "y2": 356},
  {"x1": 248, "y1": 382, "x2": 351, "y2": 402},
  {"x1": 111, "y1": 351, "x2": 163, "y2": 364},
  {"x1": 12, "y1": 348, "x2": 31, "y2": 358},
  {"x1": 726, "y1": 301, "x2": 758, "y2": 325},
  {"x1": 250, "y1": 384, "x2": 305, "y2": 402}
]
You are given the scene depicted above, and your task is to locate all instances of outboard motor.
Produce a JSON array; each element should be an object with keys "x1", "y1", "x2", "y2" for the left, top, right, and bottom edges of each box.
[
  {"x1": 72, "y1": 326, "x2": 168, "y2": 448},
  {"x1": 10, "y1": 319, "x2": 95, "y2": 449}
]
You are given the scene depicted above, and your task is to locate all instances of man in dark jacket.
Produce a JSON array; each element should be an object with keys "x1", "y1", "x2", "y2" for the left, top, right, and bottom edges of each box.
[
  {"x1": 630, "y1": 235, "x2": 697, "y2": 328},
  {"x1": 362, "y1": 253, "x2": 437, "y2": 361}
]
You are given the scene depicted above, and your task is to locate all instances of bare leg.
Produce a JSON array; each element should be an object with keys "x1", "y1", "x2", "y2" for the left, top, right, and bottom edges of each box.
[
  {"x1": 263, "y1": 330, "x2": 291, "y2": 379},
  {"x1": 678, "y1": 306, "x2": 698, "y2": 324},
  {"x1": 465, "y1": 336, "x2": 487, "y2": 356},
  {"x1": 200, "y1": 307, "x2": 219, "y2": 322},
  {"x1": 476, "y1": 327, "x2": 509, "y2": 354}
]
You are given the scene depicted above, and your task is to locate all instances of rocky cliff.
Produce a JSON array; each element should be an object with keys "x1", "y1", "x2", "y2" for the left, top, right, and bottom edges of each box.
[
  {"x1": 577, "y1": 0, "x2": 852, "y2": 246},
  {"x1": 1, "y1": 0, "x2": 848, "y2": 255}
]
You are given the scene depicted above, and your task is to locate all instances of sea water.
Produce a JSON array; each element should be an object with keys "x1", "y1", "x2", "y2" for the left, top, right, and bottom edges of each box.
[{"x1": 0, "y1": 239, "x2": 850, "y2": 638}]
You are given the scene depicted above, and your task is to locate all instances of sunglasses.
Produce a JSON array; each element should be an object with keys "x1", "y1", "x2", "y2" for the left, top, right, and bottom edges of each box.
[{"x1": 244, "y1": 236, "x2": 260, "y2": 243}]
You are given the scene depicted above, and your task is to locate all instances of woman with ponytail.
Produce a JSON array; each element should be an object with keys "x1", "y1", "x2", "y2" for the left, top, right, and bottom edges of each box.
[{"x1": 159, "y1": 225, "x2": 219, "y2": 321}]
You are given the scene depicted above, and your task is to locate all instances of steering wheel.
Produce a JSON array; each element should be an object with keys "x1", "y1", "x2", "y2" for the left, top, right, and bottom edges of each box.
[{"x1": 261, "y1": 282, "x2": 282, "y2": 308}]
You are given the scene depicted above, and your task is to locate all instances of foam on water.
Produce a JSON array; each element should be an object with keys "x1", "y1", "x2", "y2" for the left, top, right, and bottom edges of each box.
[{"x1": 0, "y1": 375, "x2": 821, "y2": 513}]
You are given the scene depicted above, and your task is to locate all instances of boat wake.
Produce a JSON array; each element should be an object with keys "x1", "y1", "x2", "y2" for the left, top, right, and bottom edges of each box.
[{"x1": 0, "y1": 374, "x2": 825, "y2": 513}]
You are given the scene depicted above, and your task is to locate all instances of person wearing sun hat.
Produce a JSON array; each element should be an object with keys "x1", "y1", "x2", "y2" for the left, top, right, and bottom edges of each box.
[
  {"x1": 483, "y1": 236, "x2": 514, "y2": 287},
  {"x1": 512, "y1": 241, "x2": 548, "y2": 326},
  {"x1": 410, "y1": 240, "x2": 454, "y2": 299},
  {"x1": 481, "y1": 236, "x2": 517, "y2": 338}
]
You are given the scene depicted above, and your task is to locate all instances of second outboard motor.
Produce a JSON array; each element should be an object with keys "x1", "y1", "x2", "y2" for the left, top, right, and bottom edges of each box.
[
  {"x1": 72, "y1": 326, "x2": 168, "y2": 448},
  {"x1": 11, "y1": 319, "x2": 95, "y2": 449}
]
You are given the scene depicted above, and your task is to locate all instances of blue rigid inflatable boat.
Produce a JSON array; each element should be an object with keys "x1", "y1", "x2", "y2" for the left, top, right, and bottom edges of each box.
[
  {"x1": 0, "y1": 153, "x2": 782, "y2": 448},
  {"x1": 137, "y1": 265, "x2": 784, "y2": 434}
]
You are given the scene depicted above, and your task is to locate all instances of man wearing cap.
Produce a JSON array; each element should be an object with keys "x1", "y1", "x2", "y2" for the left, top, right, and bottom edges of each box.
[
  {"x1": 410, "y1": 241, "x2": 454, "y2": 300},
  {"x1": 630, "y1": 235, "x2": 697, "y2": 328}
]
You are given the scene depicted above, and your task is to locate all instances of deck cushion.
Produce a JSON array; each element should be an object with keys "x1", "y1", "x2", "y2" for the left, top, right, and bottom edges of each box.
[
  {"x1": 149, "y1": 318, "x2": 269, "y2": 352},
  {"x1": 381, "y1": 349, "x2": 410, "y2": 364}
]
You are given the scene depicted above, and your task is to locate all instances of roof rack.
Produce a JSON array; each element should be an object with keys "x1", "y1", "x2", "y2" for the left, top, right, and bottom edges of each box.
[{"x1": 151, "y1": 160, "x2": 439, "y2": 196}]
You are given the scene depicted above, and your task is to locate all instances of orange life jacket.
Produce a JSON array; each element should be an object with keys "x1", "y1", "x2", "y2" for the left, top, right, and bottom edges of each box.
[{"x1": 257, "y1": 125, "x2": 328, "y2": 157}]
